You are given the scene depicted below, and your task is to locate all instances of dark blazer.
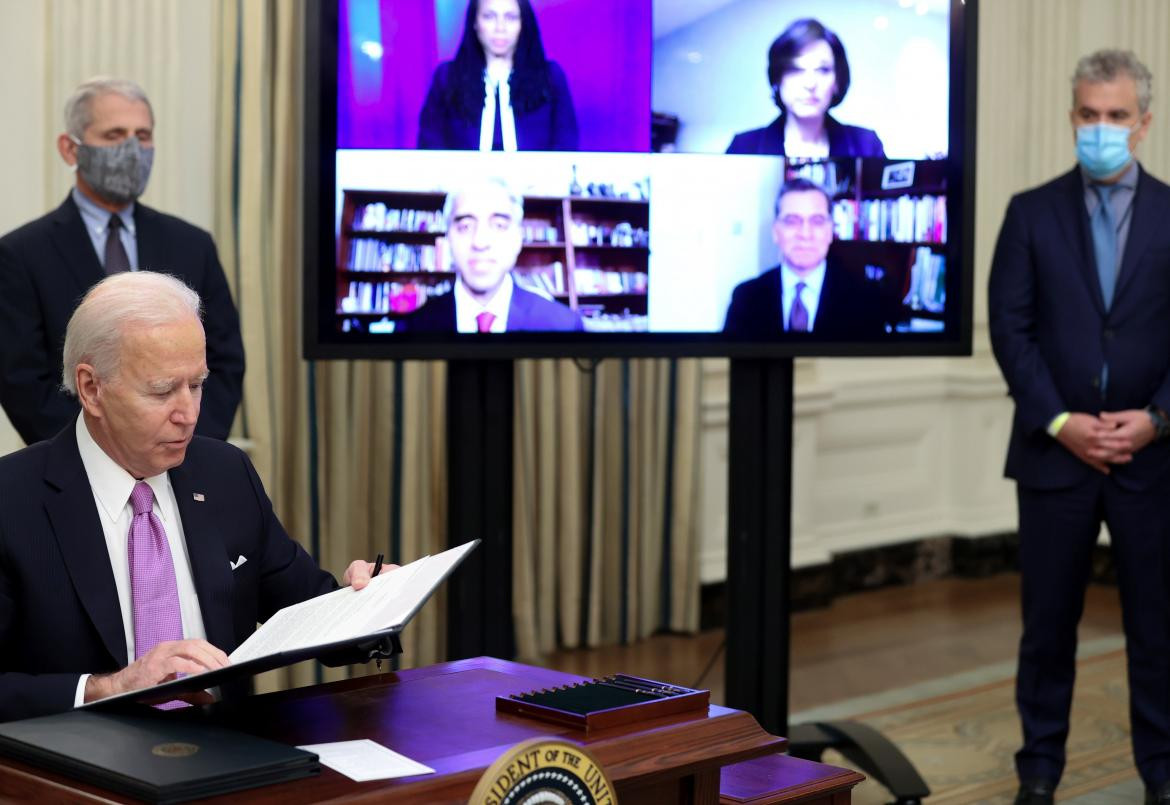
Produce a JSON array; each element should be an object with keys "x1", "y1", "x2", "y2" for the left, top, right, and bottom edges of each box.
[
  {"x1": 0, "y1": 426, "x2": 336, "y2": 722},
  {"x1": 723, "y1": 262, "x2": 884, "y2": 340},
  {"x1": 988, "y1": 166, "x2": 1170, "y2": 491},
  {"x1": 0, "y1": 196, "x2": 245, "y2": 444},
  {"x1": 727, "y1": 113, "x2": 885, "y2": 157},
  {"x1": 418, "y1": 61, "x2": 578, "y2": 151},
  {"x1": 401, "y1": 284, "x2": 585, "y2": 332}
]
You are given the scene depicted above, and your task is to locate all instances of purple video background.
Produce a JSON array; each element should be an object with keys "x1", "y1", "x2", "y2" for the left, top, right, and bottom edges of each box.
[{"x1": 338, "y1": 0, "x2": 651, "y2": 152}]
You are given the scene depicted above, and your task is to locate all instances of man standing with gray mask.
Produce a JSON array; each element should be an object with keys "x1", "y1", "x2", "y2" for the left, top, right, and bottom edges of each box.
[{"x1": 0, "y1": 77, "x2": 244, "y2": 445}]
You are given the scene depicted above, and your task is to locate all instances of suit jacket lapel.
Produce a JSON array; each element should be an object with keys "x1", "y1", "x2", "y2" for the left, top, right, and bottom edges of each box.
[
  {"x1": 48, "y1": 196, "x2": 105, "y2": 294},
  {"x1": 168, "y1": 463, "x2": 237, "y2": 652},
  {"x1": 1112, "y1": 167, "x2": 1156, "y2": 307},
  {"x1": 43, "y1": 427, "x2": 127, "y2": 667},
  {"x1": 133, "y1": 204, "x2": 163, "y2": 271},
  {"x1": 1051, "y1": 170, "x2": 1104, "y2": 315}
]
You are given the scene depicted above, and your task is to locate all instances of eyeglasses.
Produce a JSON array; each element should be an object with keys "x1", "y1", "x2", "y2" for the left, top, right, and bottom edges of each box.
[{"x1": 778, "y1": 214, "x2": 831, "y2": 230}]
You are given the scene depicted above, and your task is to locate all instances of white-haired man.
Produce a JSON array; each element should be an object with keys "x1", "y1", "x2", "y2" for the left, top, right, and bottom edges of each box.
[
  {"x1": 0, "y1": 77, "x2": 244, "y2": 445},
  {"x1": 0, "y1": 272, "x2": 379, "y2": 722}
]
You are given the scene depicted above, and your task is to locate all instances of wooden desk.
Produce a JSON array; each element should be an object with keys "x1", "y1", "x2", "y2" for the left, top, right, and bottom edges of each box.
[{"x1": 0, "y1": 658, "x2": 855, "y2": 804}]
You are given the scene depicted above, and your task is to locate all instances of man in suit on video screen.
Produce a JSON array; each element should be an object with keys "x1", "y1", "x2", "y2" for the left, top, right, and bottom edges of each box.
[
  {"x1": 723, "y1": 177, "x2": 882, "y2": 339},
  {"x1": 402, "y1": 177, "x2": 583, "y2": 333}
]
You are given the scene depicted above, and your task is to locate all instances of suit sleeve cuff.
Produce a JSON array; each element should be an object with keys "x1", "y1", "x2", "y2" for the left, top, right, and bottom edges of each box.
[
  {"x1": 1047, "y1": 412, "x2": 1071, "y2": 437},
  {"x1": 74, "y1": 674, "x2": 90, "y2": 708}
]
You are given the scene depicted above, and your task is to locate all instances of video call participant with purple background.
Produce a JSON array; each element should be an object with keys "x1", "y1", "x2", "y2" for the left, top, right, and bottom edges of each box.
[
  {"x1": 337, "y1": 0, "x2": 649, "y2": 152},
  {"x1": 419, "y1": 0, "x2": 577, "y2": 151},
  {"x1": 727, "y1": 18, "x2": 885, "y2": 158}
]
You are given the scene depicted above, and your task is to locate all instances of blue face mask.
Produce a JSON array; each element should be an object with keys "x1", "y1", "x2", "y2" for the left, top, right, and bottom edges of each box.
[{"x1": 1075, "y1": 123, "x2": 1135, "y2": 180}]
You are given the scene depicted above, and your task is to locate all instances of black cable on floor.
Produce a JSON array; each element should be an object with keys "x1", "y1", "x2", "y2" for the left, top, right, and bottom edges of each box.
[{"x1": 692, "y1": 637, "x2": 726, "y2": 689}]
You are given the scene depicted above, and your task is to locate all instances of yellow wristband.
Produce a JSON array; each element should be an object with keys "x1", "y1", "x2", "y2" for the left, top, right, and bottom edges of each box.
[{"x1": 1047, "y1": 412, "x2": 1071, "y2": 437}]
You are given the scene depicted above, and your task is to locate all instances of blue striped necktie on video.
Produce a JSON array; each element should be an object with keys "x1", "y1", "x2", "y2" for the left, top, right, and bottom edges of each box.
[{"x1": 1091, "y1": 184, "x2": 1116, "y2": 394}]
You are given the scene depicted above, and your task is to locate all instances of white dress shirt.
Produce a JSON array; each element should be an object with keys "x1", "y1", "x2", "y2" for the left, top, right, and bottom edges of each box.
[
  {"x1": 479, "y1": 62, "x2": 518, "y2": 152},
  {"x1": 455, "y1": 274, "x2": 514, "y2": 333},
  {"x1": 73, "y1": 414, "x2": 207, "y2": 705},
  {"x1": 779, "y1": 261, "x2": 827, "y2": 331}
]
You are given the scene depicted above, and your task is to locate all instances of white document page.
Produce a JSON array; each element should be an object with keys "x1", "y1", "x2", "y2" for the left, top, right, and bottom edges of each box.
[
  {"x1": 231, "y1": 540, "x2": 476, "y2": 664},
  {"x1": 297, "y1": 739, "x2": 434, "y2": 781}
]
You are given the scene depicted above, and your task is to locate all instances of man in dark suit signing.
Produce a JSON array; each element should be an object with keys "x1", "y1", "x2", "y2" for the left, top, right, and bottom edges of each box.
[
  {"x1": 723, "y1": 177, "x2": 882, "y2": 339},
  {"x1": 0, "y1": 77, "x2": 244, "y2": 444},
  {"x1": 402, "y1": 177, "x2": 584, "y2": 333},
  {"x1": 989, "y1": 49, "x2": 1170, "y2": 805},
  {"x1": 0, "y1": 272, "x2": 383, "y2": 723}
]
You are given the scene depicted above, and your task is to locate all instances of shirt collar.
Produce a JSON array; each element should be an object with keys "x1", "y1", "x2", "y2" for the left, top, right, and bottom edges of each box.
[
  {"x1": 780, "y1": 261, "x2": 827, "y2": 299},
  {"x1": 1080, "y1": 159, "x2": 1139, "y2": 191},
  {"x1": 454, "y1": 273, "x2": 514, "y2": 332},
  {"x1": 75, "y1": 414, "x2": 171, "y2": 524},
  {"x1": 72, "y1": 186, "x2": 136, "y2": 237}
]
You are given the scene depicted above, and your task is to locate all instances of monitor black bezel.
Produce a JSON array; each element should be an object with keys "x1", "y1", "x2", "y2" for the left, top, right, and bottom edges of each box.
[{"x1": 302, "y1": 0, "x2": 977, "y2": 361}]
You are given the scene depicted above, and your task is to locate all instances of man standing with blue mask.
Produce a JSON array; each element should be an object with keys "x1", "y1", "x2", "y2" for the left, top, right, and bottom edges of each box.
[
  {"x1": 0, "y1": 77, "x2": 244, "y2": 445},
  {"x1": 989, "y1": 50, "x2": 1170, "y2": 805}
]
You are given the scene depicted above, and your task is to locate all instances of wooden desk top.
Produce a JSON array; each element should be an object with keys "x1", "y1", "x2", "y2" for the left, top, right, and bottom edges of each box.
[{"x1": 0, "y1": 657, "x2": 785, "y2": 804}]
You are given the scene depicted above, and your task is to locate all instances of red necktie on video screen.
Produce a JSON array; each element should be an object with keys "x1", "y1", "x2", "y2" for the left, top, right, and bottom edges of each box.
[{"x1": 476, "y1": 311, "x2": 496, "y2": 333}]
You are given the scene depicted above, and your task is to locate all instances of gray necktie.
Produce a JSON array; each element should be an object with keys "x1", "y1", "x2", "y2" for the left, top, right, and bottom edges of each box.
[
  {"x1": 105, "y1": 214, "x2": 131, "y2": 274},
  {"x1": 789, "y1": 282, "x2": 809, "y2": 332}
]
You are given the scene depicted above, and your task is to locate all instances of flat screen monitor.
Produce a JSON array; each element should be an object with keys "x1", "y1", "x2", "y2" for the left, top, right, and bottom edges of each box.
[{"x1": 304, "y1": 0, "x2": 976, "y2": 359}]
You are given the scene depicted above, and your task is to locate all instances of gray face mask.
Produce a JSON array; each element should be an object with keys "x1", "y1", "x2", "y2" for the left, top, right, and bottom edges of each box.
[{"x1": 72, "y1": 137, "x2": 154, "y2": 205}]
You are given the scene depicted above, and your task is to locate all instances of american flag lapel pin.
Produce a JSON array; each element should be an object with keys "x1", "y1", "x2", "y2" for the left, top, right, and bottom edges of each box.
[{"x1": 193, "y1": 492, "x2": 206, "y2": 502}]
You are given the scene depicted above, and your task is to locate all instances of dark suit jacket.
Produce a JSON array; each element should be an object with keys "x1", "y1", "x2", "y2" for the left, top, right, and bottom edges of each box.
[
  {"x1": 727, "y1": 113, "x2": 885, "y2": 157},
  {"x1": 988, "y1": 166, "x2": 1170, "y2": 491},
  {"x1": 418, "y1": 61, "x2": 578, "y2": 151},
  {"x1": 0, "y1": 426, "x2": 336, "y2": 722},
  {"x1": 723, "y1": 262, "x2": 884, "y2": 340},
  {"x1": 0, "y1": 196, "x2": 245, "y2": 444},
  {"x1": 401, "y1": 284, "x2": 585, "y2": 332}
]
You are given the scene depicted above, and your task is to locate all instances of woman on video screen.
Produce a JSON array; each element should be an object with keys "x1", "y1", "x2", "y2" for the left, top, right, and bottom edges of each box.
[
  {"x1": 418, "y1": 0, "x2": 579, "y2": 152},
  {"x1": 727, "y1": 18, "x2": 884, "y2": 158}
]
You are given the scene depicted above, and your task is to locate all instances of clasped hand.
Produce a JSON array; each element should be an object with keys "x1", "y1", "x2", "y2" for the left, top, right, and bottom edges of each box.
[{"x1": 1056, "y1": 409, "x2": 1156, "y2": 473}]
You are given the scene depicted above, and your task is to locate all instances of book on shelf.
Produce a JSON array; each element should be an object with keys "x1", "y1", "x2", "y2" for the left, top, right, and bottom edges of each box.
[
  {"x1": 902, "y1": 246, "x2": 946, "y2": 313},
  {"x1": 574, "y1": 269, "x2": 648, "y2": 296},
  {"x1": 353, "y1": 202, "x2": 444, "y2": 233},
  {"x1": 835, "y1": 195, "x2": 946, "y2": 244}
]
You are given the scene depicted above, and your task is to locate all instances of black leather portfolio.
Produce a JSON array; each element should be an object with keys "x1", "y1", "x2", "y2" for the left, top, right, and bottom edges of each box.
[{"x1": 0, "y1": 710, "x2": 318, "y2": 803}]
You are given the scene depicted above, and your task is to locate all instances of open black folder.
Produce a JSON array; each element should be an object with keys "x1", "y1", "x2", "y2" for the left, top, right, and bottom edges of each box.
[
  {"x1": 85, "y1": 539, "x2": 479, "y2": 708},
  {"x1": 0, "y1": 710, "x2": 319, "y2": 804}
]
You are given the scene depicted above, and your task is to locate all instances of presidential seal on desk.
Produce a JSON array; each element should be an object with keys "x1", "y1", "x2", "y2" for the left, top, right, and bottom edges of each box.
[{"x1": 469, "y1": 737, "x2": 616, "y2": 805}]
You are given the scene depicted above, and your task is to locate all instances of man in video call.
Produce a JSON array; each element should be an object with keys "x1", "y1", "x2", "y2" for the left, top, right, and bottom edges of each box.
[
  {"x1": 722, "y1": 177, "x2": 882, "y2": 338},
  {"x1": 0, "y1": 272, "x2": 383, "y2": 722},
  {"x1": 0, "y1": 77, "x2": 244, "y2": 445},
  {"x1": 402, "y1": 177, "x2": 584, "y2": 332},
  {"x1": 989, "y1": 49, "x2": 1170, "y2": 805}
]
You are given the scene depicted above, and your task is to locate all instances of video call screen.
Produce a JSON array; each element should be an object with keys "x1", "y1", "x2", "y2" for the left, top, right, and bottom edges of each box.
[{"x1": 310, "y1": 0, "x2": 972, "y2": 358}]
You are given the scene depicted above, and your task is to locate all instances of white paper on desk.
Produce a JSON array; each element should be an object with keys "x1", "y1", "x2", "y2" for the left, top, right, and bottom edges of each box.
[{"x1": 297, "y1": 739, "x2": 435, "y2": 781}]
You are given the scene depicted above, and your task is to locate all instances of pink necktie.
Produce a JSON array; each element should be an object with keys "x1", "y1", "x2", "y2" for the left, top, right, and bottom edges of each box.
[
  {"x1": 129, "y1": 481, "x2": 184, "y2": 658},
  {"x1": 476, "y1": 311, "x2": 496, "y2": 333}
]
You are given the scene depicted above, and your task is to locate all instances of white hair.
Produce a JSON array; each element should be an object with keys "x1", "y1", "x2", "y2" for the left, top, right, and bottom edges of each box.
[
  {"x1": 442, "y1": 176, "x2": 525, "y2": 228},
  {"x1": 64, "y1": 77, "x2": 154, "y2": 141},
  {"x1": 1073, "y1": 49, "x2": 1153, "y2": 114},
  {"x1": 62, "y1": 272, "x2": 203, "y2": 396}
]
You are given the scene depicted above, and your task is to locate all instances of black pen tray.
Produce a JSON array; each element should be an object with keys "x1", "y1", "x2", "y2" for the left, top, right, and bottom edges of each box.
[{"x1": 496, "y1": 674, "x2": 709, "y2": 732}]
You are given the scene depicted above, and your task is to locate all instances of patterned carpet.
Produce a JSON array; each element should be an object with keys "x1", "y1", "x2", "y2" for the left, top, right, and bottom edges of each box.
[{"x1": 790, "y1": 637, "x2": 1144, "y2": 804}]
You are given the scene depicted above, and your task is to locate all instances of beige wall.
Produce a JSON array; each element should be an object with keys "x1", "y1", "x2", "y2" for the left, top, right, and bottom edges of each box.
[
  {"x1": 0, "y1": 0, "x2": 217, "y2": 454},
  {"x1": 3, "y1": 1, "x2": 1169, "y2": 574}
]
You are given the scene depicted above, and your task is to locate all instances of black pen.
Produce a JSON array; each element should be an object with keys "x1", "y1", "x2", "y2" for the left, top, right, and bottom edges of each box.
[{"x1": 372, "y1": 553, "x2": 384, "y2": 580}]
